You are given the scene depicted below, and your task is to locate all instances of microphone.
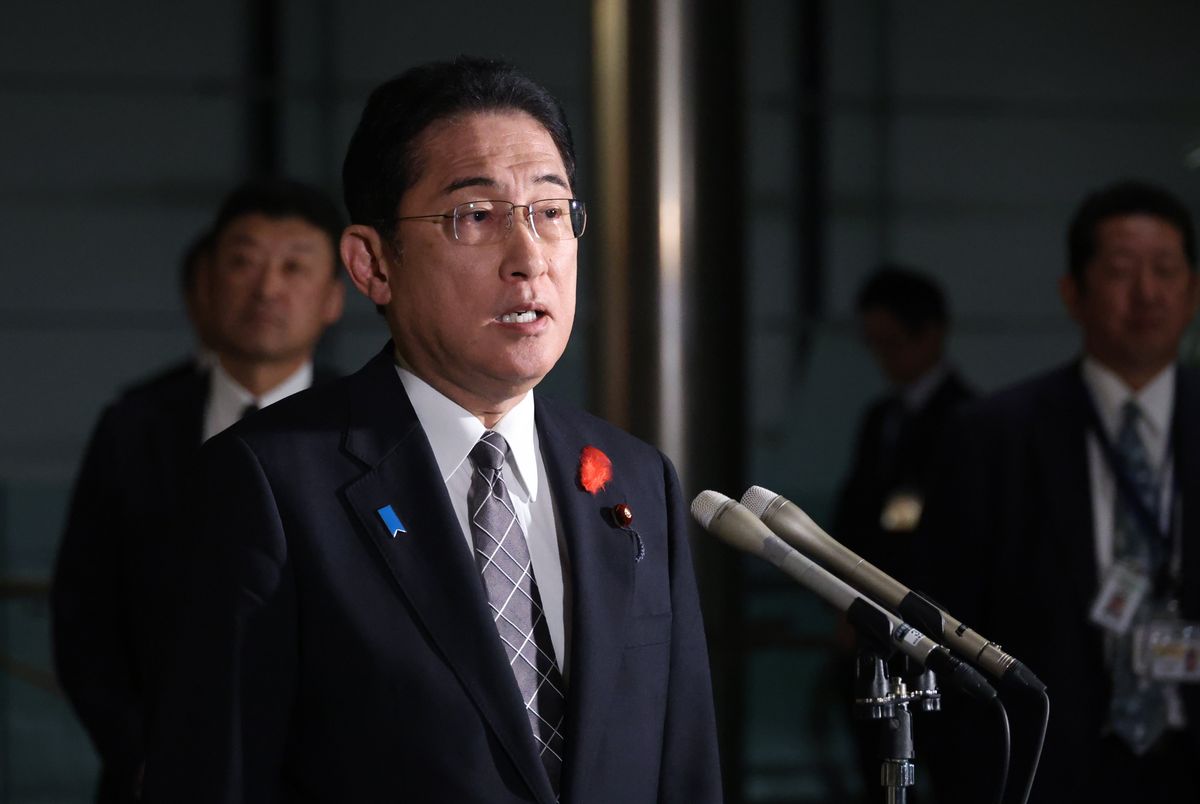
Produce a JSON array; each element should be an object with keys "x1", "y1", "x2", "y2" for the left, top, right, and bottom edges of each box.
[
  {"x1": 739, "y1": 485, "x2": 1046, "y2": 696},
  {"x1": 692, "y1": 491, "x2": 996, "y2": 702}
]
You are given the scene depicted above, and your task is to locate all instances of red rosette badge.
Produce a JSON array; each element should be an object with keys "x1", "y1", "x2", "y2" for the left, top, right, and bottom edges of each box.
[{"x1": 578, "y1": 445, "x2": 612, "y2": 494}]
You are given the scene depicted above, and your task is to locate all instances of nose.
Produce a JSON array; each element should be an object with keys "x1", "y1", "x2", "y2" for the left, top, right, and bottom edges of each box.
[
  {"x1": 254, "y1": 259, "x2": 288, "y2": 299},
  {"x1": 500, "y1": 211, "x2": 551, "y2": 281},
  {"x1": 1132, "y1": 263, "x2": 1161, "y2": 303}
]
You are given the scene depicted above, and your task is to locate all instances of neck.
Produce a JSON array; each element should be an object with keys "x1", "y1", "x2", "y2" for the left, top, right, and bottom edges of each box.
[
  {"x1": 1087, "y1": 353, "x2": 1171, "y2": 393},
  {"x1": 392, "y1": 344, "x2": 529, "y2": 429},
  {"x1": 218, "y1": 354, "x2": 305, "y2": 397}
]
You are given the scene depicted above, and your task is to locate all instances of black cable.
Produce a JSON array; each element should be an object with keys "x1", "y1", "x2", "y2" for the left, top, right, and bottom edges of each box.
[
  {"x1": 1014, "y1": 690, "x2": 1050, "y2": 804},
  {"x1": 992, "y1": 697, "x2": 1011, "y2": 804}
]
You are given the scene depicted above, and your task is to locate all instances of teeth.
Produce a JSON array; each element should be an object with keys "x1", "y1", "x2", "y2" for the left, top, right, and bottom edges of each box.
[{"x1": 499, "y1": 310, "x2": 538, "y2": 324}]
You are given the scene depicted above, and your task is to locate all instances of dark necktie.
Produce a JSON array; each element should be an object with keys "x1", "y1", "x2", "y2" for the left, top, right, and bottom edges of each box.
[
  {"x1": 1107, "y1": 400, "x2": 1168, "y2": 754},
  {"x1": 467, "y1": 431, "x2": 566, "y2": 793},
  {"x1": 240, "y1": 402, "x2": 259, "y2": 420}
]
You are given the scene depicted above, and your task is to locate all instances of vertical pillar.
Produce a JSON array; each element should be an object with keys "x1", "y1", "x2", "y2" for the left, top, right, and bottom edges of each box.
[{"x1": 592, "y1": 1, "x2": 746, "y2": 797}]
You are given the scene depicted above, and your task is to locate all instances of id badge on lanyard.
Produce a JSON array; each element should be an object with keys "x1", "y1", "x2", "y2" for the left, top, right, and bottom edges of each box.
[{"x1": 1133, "y1": 615, "x2": 1200, "y2": 683}]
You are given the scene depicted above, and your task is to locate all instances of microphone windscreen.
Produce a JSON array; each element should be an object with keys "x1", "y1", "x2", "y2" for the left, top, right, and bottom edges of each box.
[
  {"x1": 740, "y1": 485, "x2": 775, "y2": 517},
  {"x1": 690, "y1": 490, "x2": 731, "y2": 530}
]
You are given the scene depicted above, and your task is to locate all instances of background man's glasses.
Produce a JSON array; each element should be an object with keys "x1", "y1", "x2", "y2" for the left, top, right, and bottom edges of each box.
[{"x1": 396, "y1": 198, "x2": 587, "y2": 246}]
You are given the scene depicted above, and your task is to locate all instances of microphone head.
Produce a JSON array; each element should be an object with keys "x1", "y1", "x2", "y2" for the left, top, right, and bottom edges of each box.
[
  {"x1": 741, "y1": 485, "x2": 825, "y2": 542},
  {"x1": 690, "y1": 490, "x2": 733, "y2": 530},
  {"x1": 740, "y1": 485, "x2": 779, "y2": 518},
  {"x1": 691, "y1": 491, "x2": 780, "y2": 556}
]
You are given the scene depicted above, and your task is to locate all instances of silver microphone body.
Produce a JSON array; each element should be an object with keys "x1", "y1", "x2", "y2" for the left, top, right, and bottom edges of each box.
[
  {"x1": 740, "y1": 485, "x2": 1045, "y2": 695},
  {"x1": 691, "y1": 491, "x2": 996, "y2": 701}
]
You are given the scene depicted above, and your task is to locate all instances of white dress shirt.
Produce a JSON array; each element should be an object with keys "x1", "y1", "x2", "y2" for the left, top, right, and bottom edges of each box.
[
  {"x1": 202, "y1": 361, "x2": 314, "y2": 442},
  {"x1": 395, "y1": 366, "x2": 568, "y2": 674},
  {"x1": 1080, "y1": 357, "x2": 1175, "y2": 578},
  {"x1": 1080, "y1": 357, "x2": 1184, "y2": 728}
]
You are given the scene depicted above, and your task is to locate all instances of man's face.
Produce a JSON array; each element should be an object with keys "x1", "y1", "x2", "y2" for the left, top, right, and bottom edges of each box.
[
  {"x1": 203, "y1": 213, "x2": 344, "y2": 366},
  {"x1": 380, "y1": 111, "x2": 577, "y2": 412},
  {"x1": 1061, "y1": 214, "x2": 1198, "y2": 386},
  {"x1": 860, "y1": 307, "x2": 943, "y2": 387}
]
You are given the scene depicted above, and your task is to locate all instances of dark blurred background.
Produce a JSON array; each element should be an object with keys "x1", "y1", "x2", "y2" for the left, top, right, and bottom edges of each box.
[{"x1": 2, "y1": 1, "x2": 1199, "y2": 801}]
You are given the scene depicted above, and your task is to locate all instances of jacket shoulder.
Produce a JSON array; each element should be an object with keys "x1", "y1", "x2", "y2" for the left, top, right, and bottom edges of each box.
[
  {"x1": 961, "y1": 362, "x2": 1080, "y2": 425},
  {"x1": 535, "y1": 394, "x2": 666, "y2": 463}
]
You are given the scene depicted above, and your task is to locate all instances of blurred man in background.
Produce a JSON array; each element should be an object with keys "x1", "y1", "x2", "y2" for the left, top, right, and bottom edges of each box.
[
  {"x1": 51, "y1": 178, "x2": 345, "y2": 803},
  {"x1": 832, "y1": 265, "x2": 973, "y2": 800},
  {"x1": 834, "y1": 265, "x2": 974, "y2": 579},
  {"x1": 923, "y1": 180, "x2": 1200, "y2": 804}
]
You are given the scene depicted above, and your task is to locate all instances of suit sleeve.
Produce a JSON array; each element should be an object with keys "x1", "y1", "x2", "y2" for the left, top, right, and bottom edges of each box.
[
  {"x1": 917, "y1": 403, "x2": 998, "y2": 621},
  {"x1": 51, "y1": 405, "x2": 145, "y2": 780},
  {"x1": 656, "y1": 454, "x2": 723, "y2": 803},
  {"x1": 143, "y1": 433, "x2": 297, "y2": 804},
  {"x1": 917, "y1": 404, "x2": 1008, "y2": 802}
]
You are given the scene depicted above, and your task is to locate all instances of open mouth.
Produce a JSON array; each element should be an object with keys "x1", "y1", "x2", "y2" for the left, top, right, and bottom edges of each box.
[{"x1": 498, "y1": 310, "x2": 541, "y2": 324}]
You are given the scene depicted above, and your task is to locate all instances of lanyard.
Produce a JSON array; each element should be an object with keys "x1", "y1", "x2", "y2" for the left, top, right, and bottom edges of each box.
[{"x1": 1082, "y1": 391, "x2": 1180, "y2": 593}]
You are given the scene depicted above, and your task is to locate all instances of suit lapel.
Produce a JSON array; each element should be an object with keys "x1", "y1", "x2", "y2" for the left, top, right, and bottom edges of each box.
[
  {"x1": 339, "y1": 347, "x2": 556, "y2": 804},
  {"x1": 535, "y1": 401, "x2": 636, "y2": 785}
]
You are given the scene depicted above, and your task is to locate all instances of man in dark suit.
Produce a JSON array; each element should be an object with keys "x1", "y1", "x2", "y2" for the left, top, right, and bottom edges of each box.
[
  {"x1": 51, "y1": 179, "x2": 345, "y2": 803},
  {"x1": 142, "y1": 57, "x2": 722, "y2": 803},
  {"x1": 834, "y1": 266, "x2": 974, "y2": 582},
  {"x1": 923, "y1": 180, "x2": 1200, "y2": 804},
  {"x1": 831, "y1": 267, "x2": 973, "y2": 799}
]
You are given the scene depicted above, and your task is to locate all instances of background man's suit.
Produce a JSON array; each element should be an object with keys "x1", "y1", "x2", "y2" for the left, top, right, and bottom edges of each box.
[
  {"x1": 52, "y1": 360, "x2": 335, "y2": 803},
  {"x1": 921, "y1": 361, "x2": 1200, "y2": 803},
  {"x1": 830, "y1": 369, "x2": 973, "y2": 797},
  {"x1": 833, "y1": 369, "x2": 973, "y2": 580},
  {"x1": 52, "y1": 361, "x2": 208, "y2": 801},
  {"x1": 144, "y1": 345, "x2": 722, "y2": 804}
]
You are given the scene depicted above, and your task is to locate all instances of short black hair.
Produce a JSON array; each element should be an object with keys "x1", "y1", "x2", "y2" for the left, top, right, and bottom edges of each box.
[
  {"x1": 342, "y1": 56, "x2": 577, "y2": 237},
  {"x1": 856, "y1": 265, "x2": 949, "y2": 333},
  {"x1": 1067, "y1": 179, "x2": 1197, "y2": 281},
  {"x1": 210, "y1": 178, "x2": 345, "y2": 273}
]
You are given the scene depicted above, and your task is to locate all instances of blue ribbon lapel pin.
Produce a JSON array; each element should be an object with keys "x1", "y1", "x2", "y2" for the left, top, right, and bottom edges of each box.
[{"x1": 376, "y1": 505, "x2": 407, "y2": 537}]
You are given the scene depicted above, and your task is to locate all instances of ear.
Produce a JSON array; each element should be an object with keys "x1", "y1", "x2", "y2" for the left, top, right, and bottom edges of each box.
[
  {"x1": 341, "y1": 224, "x2": 393, "y2": 306},
  {"x1": 1059, "y1": 273, "x2": 1082, "y2": 322}
]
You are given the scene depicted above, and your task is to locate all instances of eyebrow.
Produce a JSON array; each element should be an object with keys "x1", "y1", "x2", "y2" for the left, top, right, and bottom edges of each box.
[
  {"x1": 441, "y1": 172, "x2": 570, "y2": 196},
  {"x1": 225, "y1": 233, "x2": 323, "y2": 254}
]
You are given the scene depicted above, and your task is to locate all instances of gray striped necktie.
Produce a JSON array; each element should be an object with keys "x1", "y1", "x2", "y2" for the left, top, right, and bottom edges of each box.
[{"x1": 467, "y1": 430, "x2": 566, "y2": 793}]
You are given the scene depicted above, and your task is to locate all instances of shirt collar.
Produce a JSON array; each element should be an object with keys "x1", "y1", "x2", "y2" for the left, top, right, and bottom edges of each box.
[
  {"x1": 1080, "y1": 356, "x2": 1174, "y2": 440},
  {"x1": 204, "y1": 360, "x2": 313, "y2": 442},
  {"x1": 211, "y1": 359, "x2": 313, "y2": 411},
  {"x1": 395, "y1": 365, "x2": 539, "y2": 500}
]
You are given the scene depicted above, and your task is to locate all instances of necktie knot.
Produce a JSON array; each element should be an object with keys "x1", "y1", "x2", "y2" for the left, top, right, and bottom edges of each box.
[{"x1": 470, "y1": 430, "x2": 509, "y2": 474}]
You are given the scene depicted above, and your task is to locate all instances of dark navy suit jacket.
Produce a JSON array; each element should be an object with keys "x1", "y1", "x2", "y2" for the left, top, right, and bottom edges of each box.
[
  {"x1": 53, "y1": 360, "x2": 208, "y2": 801},
  {"x1": 143, "y1": 345, "x2": 722, "y2": 804},
  {"x1": 833, "y1": 369, "x2": 974, "y2": 584},
  {"x1": 921, "y1": 361, "x2": 1200, "y2": 803},
  {"x1": 53, "y1": 359, "x2": 337, "y2": 803}
]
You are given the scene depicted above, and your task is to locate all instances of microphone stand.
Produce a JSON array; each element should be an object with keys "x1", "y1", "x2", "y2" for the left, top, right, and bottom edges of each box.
[{"x1": 855, "y1": 647, "x2": 939, "y2": 804}]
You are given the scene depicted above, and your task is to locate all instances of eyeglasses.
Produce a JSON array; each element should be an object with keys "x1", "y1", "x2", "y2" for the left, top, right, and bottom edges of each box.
[{"x1": 395, "y1": 198, "x2": 587, "y2": 246}]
